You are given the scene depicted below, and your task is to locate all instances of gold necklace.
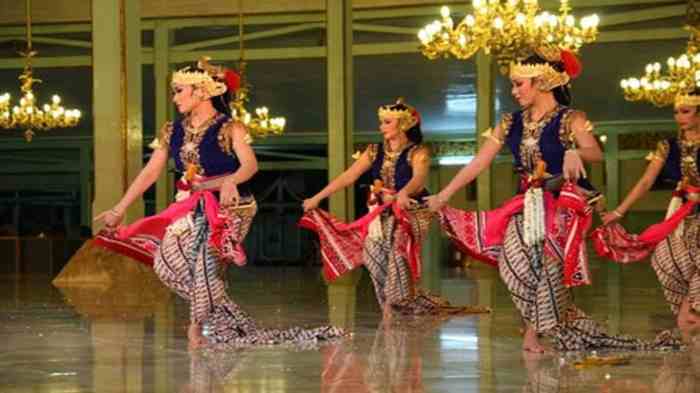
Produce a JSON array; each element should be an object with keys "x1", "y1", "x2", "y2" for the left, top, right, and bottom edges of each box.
[
  {"x1": 385, "y1": 141, "x2": 410, "y2": 159},
  {"x1": 683, "y1": 130, "x2": 700, "y2": 145},
  {"x1": 524, "y1": 105, "x2": 559, "y2": 129},
  {"x1": 186, "y1": 113, "x2": 219, "y2": 136}
]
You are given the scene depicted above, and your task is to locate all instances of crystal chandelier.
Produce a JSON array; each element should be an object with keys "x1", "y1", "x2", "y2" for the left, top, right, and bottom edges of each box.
[
  {"x1": 229, "y1": 0, "x2": 285, "y2": 138},
  {"x1": 417, "y1": 0, "x2": 599, "y2": 71},
  {"x1": 620, "y1": 1, "x2": 700, "y2": 107},
  {"x1": 0, "y1": 0, "x2": 81, "y2": 142}
]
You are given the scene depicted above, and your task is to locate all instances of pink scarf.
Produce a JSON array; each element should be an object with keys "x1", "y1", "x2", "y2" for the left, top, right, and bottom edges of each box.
[
  {"x1": 591, "y1": 185, "x2": 700, "y2": 263},
  {"x1": 439, "y1": 182, "x2": 593, "y2": 287},
  {"x1": 299, "y1": 202, "x2": 423, "y2": 282}
]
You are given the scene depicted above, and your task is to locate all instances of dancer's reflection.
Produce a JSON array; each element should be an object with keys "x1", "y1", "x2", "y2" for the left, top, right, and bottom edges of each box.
[
  {"x1": 321, "y1": 319, "x2": 440, "y2": 392},
  {"x1": 366, "y1": 319, "x2": 443, "y2": 392},
  {"x1": 654, "y1": 348, "x2": 700, "y2": 393},
  {"x1": 180, "y1": 350, "x2": 249, "y2": 393},
  {"x1": 321, "y1": 341, "x2": 370, "y2": 393}
]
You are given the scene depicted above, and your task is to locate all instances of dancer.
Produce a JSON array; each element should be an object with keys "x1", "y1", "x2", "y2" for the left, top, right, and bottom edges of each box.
[
  {"x1": 428, "y1": 47, "x2": 677, "y2": 352},
  {"x1": 300, "y1": 98, "x2": 488, "y2": 318},
  {"x1": 593, "y1": 90, "x2": 700, "y2": 331},
  {"x1": 94, "y1": 57, "x2": 343, "y2": 349}
]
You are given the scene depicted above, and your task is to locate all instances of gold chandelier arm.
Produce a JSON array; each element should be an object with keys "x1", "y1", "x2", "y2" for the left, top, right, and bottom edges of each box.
[
  {"x1": 620, "y1": 0, "x2": 700, "y2": 106},
  {"x1": 238, "y1": 0, "x2": 246, "y2": 73},
  {"x1": 417, "y1": 1, "x2": 598, "y2": 67},
  {"x1": 0, "y1": 0, "x2": 81, "y2": 141},
  {"x1": 25, "y1": 0, "x2": 32, "y2": 52},
  {"x1": 688, "y1": 0, "x2": 699, "y2": 28},
  {"x1": 227, "y1": 0, "x2": 285, "y2": 138}
]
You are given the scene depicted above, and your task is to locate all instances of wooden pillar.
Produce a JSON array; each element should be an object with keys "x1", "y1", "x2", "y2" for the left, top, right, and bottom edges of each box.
[
  {"x1": 325, "y1": 0, "x2": 362, "y2": 313},
  {"x1": 326, "y1": 0, "x2": 354, "y2": 221},
  {"x1": 154, "y1": 21, "x2": 175, "y2": 212},
  {"x1": 420, "y1": 165, "x2": 444, "y2": 294},
  {"x1": 91, "y1": 0, "x2": 143, "y2": 227},
  {"x1": 475, "y1": 52, "x2": 496, "y2": 210},
  {"x1": 604, "y1": 130, "x2": 622, "y2": 333}
]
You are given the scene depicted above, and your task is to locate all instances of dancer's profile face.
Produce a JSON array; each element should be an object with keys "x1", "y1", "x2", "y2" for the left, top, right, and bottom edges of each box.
[
  {"x1": 379, "y1": 116, "x2": 401, "y2": 141},
  {"x1": 510, "y1": 77, "x2": 537, "y2": 109},
  {"x1": 674, "y1": 104, "x2": 700, "y2": 133},
  {"x1": 172, "y1": 84, "x2": 205, "y2": 114}
]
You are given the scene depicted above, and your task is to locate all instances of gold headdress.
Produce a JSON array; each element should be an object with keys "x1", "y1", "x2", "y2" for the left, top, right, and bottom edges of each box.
[
  {"x1": 510, "y1": 62, "x2": 570, "y2": 91},
  {"x1": 378, "y1": 97, "x2": 420, "y2": 131},
  {"x1": 171, "y1": 57, "x2": 227, "y2": 98},
  {"x1": 509, "y1": 46, "x2": 576, "y2": 91},
  {"x1": 674, "y1": 93, "x2": 700, "y2": 108}
]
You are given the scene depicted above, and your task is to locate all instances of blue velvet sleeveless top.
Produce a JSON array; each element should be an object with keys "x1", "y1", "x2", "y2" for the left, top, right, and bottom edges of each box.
[
  {"x1": 657, "y1": 137, "x2": 700, "y2": 186},
  {"x1": 505, "y1": 107, "x2": 594, "y2": 193},
  {"x1": 369, "y1": 143, "x2": 429, "y2": 199},
  {"x1": 169, "y1": 114, "x2": 251, "y2": 196}
]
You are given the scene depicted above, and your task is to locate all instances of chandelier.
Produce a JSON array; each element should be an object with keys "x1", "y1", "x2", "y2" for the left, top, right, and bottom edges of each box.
[
  {"x1": 620, "y1": 1, "x2": 700, "y2": 107},
  {"x1": 229, "y1": 0, "x2": 285, "y2": 138},
  {"x1": 417, "y1": 0, "x2": 599, "y2": 71},
  {"x1": 0, "y1": 0, "x2": 81, "y2": 142}
]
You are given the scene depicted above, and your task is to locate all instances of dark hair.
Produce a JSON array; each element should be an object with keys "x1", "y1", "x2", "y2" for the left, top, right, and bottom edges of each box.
[
  {"x1": 521, "y1": 54, "x2": 572, "y2": 106},
  {"x1": 192, "y1": 64, "x2": 233, "y2": 116},
  {"x1": 387, "y1": 102, "x2": 424, "y2": 144},
  {"x1": 406, "y1": 123, "x2": 423, "y2": 144},
  {"x1": 693, "y1": 88, "x2": 700, "y2": 95}
]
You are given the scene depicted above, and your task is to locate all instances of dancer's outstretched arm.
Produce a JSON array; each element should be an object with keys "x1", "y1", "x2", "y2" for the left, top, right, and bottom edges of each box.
[
  {"x1": 425, "y1": 123, "x2": 505, "y2": 211},
  {"x1": 601, "y1": 155, "x2": 665, "y2": 225},
  {"x1": 94, "y1": 146, "x2": 169, "y2": 227},
  {"x1": 302, "y1": 149, "x2": 373, "y2": 212}
]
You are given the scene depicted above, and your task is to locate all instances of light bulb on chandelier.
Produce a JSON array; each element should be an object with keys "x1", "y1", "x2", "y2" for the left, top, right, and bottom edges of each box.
[
  {"x1": 618, "y1": 0, "x2": 700, "y2": 107},
  {"x1": 0, "y1": 0, "x2": 81, "y2": 141},
  {"x1": 620, "y1": 23, "x2": 700, "y2": 107},
  {"x1": 228, "y1": 0, "x2": 285, "y2": 138},
  {"x1": 417, "y1": 0, "x2": 599, "y2": 71}
]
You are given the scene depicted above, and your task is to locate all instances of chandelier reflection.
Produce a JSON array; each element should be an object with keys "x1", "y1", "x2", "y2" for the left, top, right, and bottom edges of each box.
[
  {"x1": 0, "y1": 0, "x2": 80, "y2": 142},
  {"x1": 417, "y1": 0, "x2": 599, "y2": 71},
  {"x1": 229, "y1": 0, "x2": 285, "y2": 138}
]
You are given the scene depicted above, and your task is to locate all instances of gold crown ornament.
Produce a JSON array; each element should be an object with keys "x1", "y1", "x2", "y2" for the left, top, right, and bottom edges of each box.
[
  {"x1": 675, "y1": 93, "x2": 700, "y2": 108},
  {"x1": 510, "y1": 62, "x2": 570, "y2": 91},
  {"x1": 377, "y1": 97, "x2": 420, "y2": 131},
  {"x1": 171, "y1": 57, "x2": 228, "y2": 98}
]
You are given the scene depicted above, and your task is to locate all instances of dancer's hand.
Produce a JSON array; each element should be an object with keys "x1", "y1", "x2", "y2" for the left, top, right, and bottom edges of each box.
[
  {"x1": 93, "y1": 207, "x2": 124, "y2": 228},
  {"x1": 302, "y1": 196, "x2": 321, "y2": 212},
  {"x1": 601, "y1": 210, "x2": 623, "y2": 225},
  {"x1": 563, "y1": 149, "x2": 587, "y2": 181},
  {"x1": 189, "y1": 174, "x2": 205, "y2": 191},
  {"x1": 220, "y1": 178, "x2": 240, "y2": 207},
  {"x1": 425, "y1": 192, "x2": 449, "y2": 212},
  {"x1": 395, "y1": 191, "x2": 414, "y2": 210}
]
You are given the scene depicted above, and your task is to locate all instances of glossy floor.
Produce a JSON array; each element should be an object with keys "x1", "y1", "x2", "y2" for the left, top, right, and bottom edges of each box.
[{"x1": 0, "y1": 255, "x2": 697, "y2": 393}]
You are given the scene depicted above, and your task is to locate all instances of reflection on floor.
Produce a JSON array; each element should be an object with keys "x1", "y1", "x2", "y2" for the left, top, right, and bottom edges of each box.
[{"x1": 0, "y1": 251, "x2": 697, "y2": 392}]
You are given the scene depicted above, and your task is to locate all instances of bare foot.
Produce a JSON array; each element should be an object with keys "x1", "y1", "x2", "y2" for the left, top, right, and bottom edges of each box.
[
  {"x1": 523, "y1": 326, "x2": 546, "y2": 353},
  {"x1": 188, "y1": 337, "x2": 207, "y2": 351},
  {"x1": 677, "y1": 298, "x2": 700, "y2": 330},
  {"x1": 381, "y1": 304, "x2": 394, "y2": 324},
  {"x1": 187, "y1": 323, "x2": 207, "y2": 350}
]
